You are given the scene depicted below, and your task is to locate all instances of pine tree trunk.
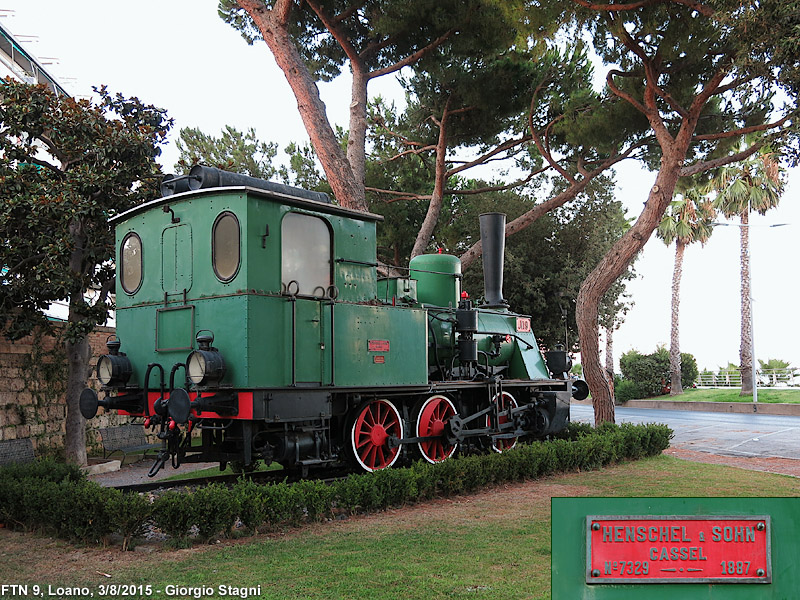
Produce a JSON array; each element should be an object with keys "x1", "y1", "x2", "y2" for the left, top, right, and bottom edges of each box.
[
  {"x1": 669, "y1": 240, "x2": 685, "y2": 395},
  {"x1": 238, "y1": 0, "x2": 366, "y2": 211},
  {"x1": 739, "y1": 211, "x2": 754, "y2": 396},
  {"x1": 411, "y1": 104, "x2": 450, "y2": 258},
  {"x1": 577, "y1": 159, "x2": 683, "y2": 424},
  {"x1": 347, "y1": 66, "x2": 369, "y2": 195}
]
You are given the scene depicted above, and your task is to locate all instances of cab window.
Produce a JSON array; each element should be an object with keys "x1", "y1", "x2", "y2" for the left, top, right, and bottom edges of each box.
[
  {"x1": 281, "y1": 212, "x2": 331, "y2": 296},
  {"x1": 120, "y1": 232, "x2": 143, "y2": 294},
  {"x1": 212, "y1": 211, "x2": 240, "y2": 282}
]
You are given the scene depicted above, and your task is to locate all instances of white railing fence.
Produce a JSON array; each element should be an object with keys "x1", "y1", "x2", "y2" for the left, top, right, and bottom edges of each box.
[{"x1": 696, "y1": 368, "x2": 799, "y2": 388}]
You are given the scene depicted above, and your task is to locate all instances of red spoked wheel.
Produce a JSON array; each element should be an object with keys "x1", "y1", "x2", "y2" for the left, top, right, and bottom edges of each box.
[
  {"x1": 416, "y1": 395, "x2": 458, "y2": 464},
  {"x1": 350, "y1": 399, "x2": 404, "y2": 472},
  {"x1": 487, "y1": 391, "x2": 518, "y2": 453}
]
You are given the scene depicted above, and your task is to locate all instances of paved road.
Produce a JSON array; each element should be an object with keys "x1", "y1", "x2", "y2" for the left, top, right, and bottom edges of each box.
[{"x1": 571, "y1": 404, "x2": 800, "y2": 460}]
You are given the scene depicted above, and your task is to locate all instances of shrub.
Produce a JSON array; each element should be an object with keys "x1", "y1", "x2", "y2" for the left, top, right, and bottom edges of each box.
[
  {"x1": 109, "y1": 491, "x2": 153, "y2": 551},
  {"x1": 152, "y1": 491, "x2": 196, "y2": 545},
  {"x1": 52, "y1": 481, "x2": 118, "y2": 544},
  {"x1": 620, "y1": 349, "x2": 667, "y2": 397},
  {"x1": 0, "y1": 422, "x2": 673, "y2": 547},
  {"x1": 233, "y1": 478, "x2": 267, "y2": 533},
  {"x1": 615, "y1": 379, "x2": 645, "y2": 403},
  {"x1": 191, "y1": 484, "x2": 241, "y2": 542},
  {"x1": 0, "y1": 458, "x2": 84, "y2": 484},
  {"x1": 620, "y1": 347, "x2": 700, "y2": 396},
  {"x1": 680, "y1": 352, "x2": 699, "y2": 389}
]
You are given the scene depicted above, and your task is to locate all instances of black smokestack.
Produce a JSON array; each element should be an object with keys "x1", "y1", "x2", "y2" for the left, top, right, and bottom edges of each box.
[{"x1": 479, "y1": 212, "x2": 508, "y2": 308}]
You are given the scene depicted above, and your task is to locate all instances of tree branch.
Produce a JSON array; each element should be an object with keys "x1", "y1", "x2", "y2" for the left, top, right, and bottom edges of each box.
[
  {"x1": 369, "y1": 28, "x2": 456, "y2": 80},
  {"x1": 679, "y1": 143, "x2": 762, "y2": 177},
  {"x1": 382, "y1": 144, "x2": 438, "y2": 163},
  {"x1": 692, "y1": 114, "x2": 791, "y2": 142},
  {"x1": 305, "y1": 0, "x2": 363, "y2": 67},
  {"x1": 365, "y1": 186, "x2": 430, "y2": 201},
  {"x1": 2, "y1": 253, "x2": 48, "y2": 278},
  {"x1": 446, "y1": 134, "x2": 533, "y2": 177},
  {"x1": 571, "y1": 0, "x2": 713, "y2": 17}
]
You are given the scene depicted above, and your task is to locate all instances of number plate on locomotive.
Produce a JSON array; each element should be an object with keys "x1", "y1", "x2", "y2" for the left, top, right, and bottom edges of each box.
[
  {"x1": 515, "y1": 317, "x2": 531, "y2": 332},
  {"x1": 586, "y1": 515, "x2": 771, "y2": 584}
]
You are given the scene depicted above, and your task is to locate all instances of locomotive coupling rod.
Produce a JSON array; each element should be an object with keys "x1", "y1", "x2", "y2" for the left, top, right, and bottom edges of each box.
[
  {"x1": 387, "y1": 434, "x2": 441, "y2": 448},
  {"x1": 452, "y1": 405, "x2": 494, "y2": 427}
]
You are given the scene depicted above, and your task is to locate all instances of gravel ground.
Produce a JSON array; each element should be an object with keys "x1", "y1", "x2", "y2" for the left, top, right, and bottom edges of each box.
[{"x1": 87, "y1": 458, "x2": 219, "y2": 487}]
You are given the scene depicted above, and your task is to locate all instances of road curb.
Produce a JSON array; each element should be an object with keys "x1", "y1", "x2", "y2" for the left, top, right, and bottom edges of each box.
[{"x1": 572, "y1": 398, "x2": 800, "y2": 416}]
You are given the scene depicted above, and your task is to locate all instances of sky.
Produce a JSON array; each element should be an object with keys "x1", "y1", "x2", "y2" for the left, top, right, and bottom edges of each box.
[{"x1": 3, "y1": 0, "x2": 799, "y2": 373}]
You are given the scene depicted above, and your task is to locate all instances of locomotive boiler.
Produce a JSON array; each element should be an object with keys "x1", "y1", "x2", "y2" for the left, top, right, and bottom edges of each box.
[{"x1": 80, "y1": 165, "x2": 587, "y2": 476}]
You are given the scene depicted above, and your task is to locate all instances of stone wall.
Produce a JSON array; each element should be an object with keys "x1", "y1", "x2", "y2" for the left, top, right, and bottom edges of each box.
[{"x1": 0, "y1": 324, "x2": 136, "y2": 457}]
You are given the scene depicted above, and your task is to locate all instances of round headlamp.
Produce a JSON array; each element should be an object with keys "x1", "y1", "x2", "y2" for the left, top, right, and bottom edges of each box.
[
  {"x1": 186, "y1": 332, "x2": 226, "y2": 385},
  {"x1": 186, "y1": 349, "x2": 226, "y2": 385},
  {"x1": 96, "y1": 354, "x2": 132, "y2": 386}
]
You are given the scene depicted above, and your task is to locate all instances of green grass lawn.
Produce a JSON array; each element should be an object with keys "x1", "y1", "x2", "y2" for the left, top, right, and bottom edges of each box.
[
  {"x1": 2, "y1": 455, "x2": 798, "y2": 600},
  {"x1": 635, "y1": 387, "x2": 800, "y2": 403}
]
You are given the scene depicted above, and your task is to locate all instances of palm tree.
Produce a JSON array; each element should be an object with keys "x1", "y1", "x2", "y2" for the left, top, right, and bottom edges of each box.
[
  {"x1": 710, "y1": 147, "x2": 785, "y2": 396},
  {"x1": 657, "y1": 191, "x2": 715, "y2": 395}
]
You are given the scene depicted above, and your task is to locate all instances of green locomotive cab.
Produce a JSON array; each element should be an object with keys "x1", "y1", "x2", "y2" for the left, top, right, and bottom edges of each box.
[{"x1": 80, "y1": 167, "x2": 584, "y2": 476}]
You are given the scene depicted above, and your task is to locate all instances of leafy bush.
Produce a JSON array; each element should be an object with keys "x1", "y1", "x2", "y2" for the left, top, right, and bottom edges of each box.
[
  {"x1": 108, "y1": 490, "x2": 152, "y2": 551},
  {"x1": 616, "y1": 379, "x2": 645, "y2": 402},
  {"x1": 620, "y1": 347, "x2": 699, "y2": 397},
  {"x1": 152, "y1": 491, "x2": 196, "y2": 545},
  {"x1": 680, "y1": 352, "x2": 698, "y2": 389},
  {"x1": 0, "y1": 458, "x2": 84, "y2": 484},
  {"x1": 52, "y1": 481, "x2": 118, "y2": 544},
  {"x1": 233, "y1": 478, "x2": 268, "y2": 533},
  {"x1": 620, "y1": 349, "x2": 667, "y2": 397},
  {"x1": 188, "y1": 483, "x2": 241, "y2": 542},
  {"x1": 0, "y1": 422, "x2": 673, "y2": 548}
]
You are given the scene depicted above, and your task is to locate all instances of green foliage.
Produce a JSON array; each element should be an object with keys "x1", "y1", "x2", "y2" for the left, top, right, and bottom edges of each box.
[
  {"x1": 108, "y1": 490, "x2": 152, "y2": 551},
  {"x1": 0, "y1": 81, "x2": 170, "y2": 342},
  {"x1": 616, "y1": 379, "x2": 646, "y2": 403},
  {"x1": 0, "y1": 423, "x2": 671, "y2": 547},
  {"x1": 232, "y1": 478, "x2": 268, "y2": 533},
  {"x1": 759, "y1": 358, "x2": 793, "y2": 371},
  {"x1": 681, "y1": 352, "x2": 699, "y2": 390},
  {"x1": 220, "y1": 0, "x2": 523, "y2": 82},
  {"x1": 0, "y1": 457, "x2": 84, "y2": 484},
  {"x1": 657, "y1": 192, "x2": 716, "y2": 248},
  {"x1": 620, "y1": 348, "x2": 700, "y2": 397},
  {"x1": 51, "y1": 481, "x2": 118, "y2": 544},
  {"x1": 620, "y1": 349, "x2": 665, "y2": 397},
  {"x1": 190, "y1": 484, "x2": 241, "y2": 542},
  {"x1": 152, "y1": 491, "x2": 196, "y2": 544},
  {"x1": 175, "y1": 125, "x2": 278, "y2": 180}
]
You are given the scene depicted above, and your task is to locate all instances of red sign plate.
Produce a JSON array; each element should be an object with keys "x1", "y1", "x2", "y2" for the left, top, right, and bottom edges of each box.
[
  {"x1": 516, "y1": 317, "x2": 531, "y2": 333},
  {"x1": 586, "y1": 515, "x2": 771, "y2": 584},
  {"x1": 368, "y1": 340, "x2": 390, "y2": 352}
]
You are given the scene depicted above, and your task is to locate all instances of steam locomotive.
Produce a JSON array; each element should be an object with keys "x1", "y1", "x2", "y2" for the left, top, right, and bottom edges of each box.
[{"x1": 80, "y1": 166, "x2": 587, "y2": 476}]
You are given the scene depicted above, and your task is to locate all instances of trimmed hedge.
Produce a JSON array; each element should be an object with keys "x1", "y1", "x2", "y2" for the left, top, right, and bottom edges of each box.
[{"x1": 0, "y1": 422, "x2": 671, "y2": 547}]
